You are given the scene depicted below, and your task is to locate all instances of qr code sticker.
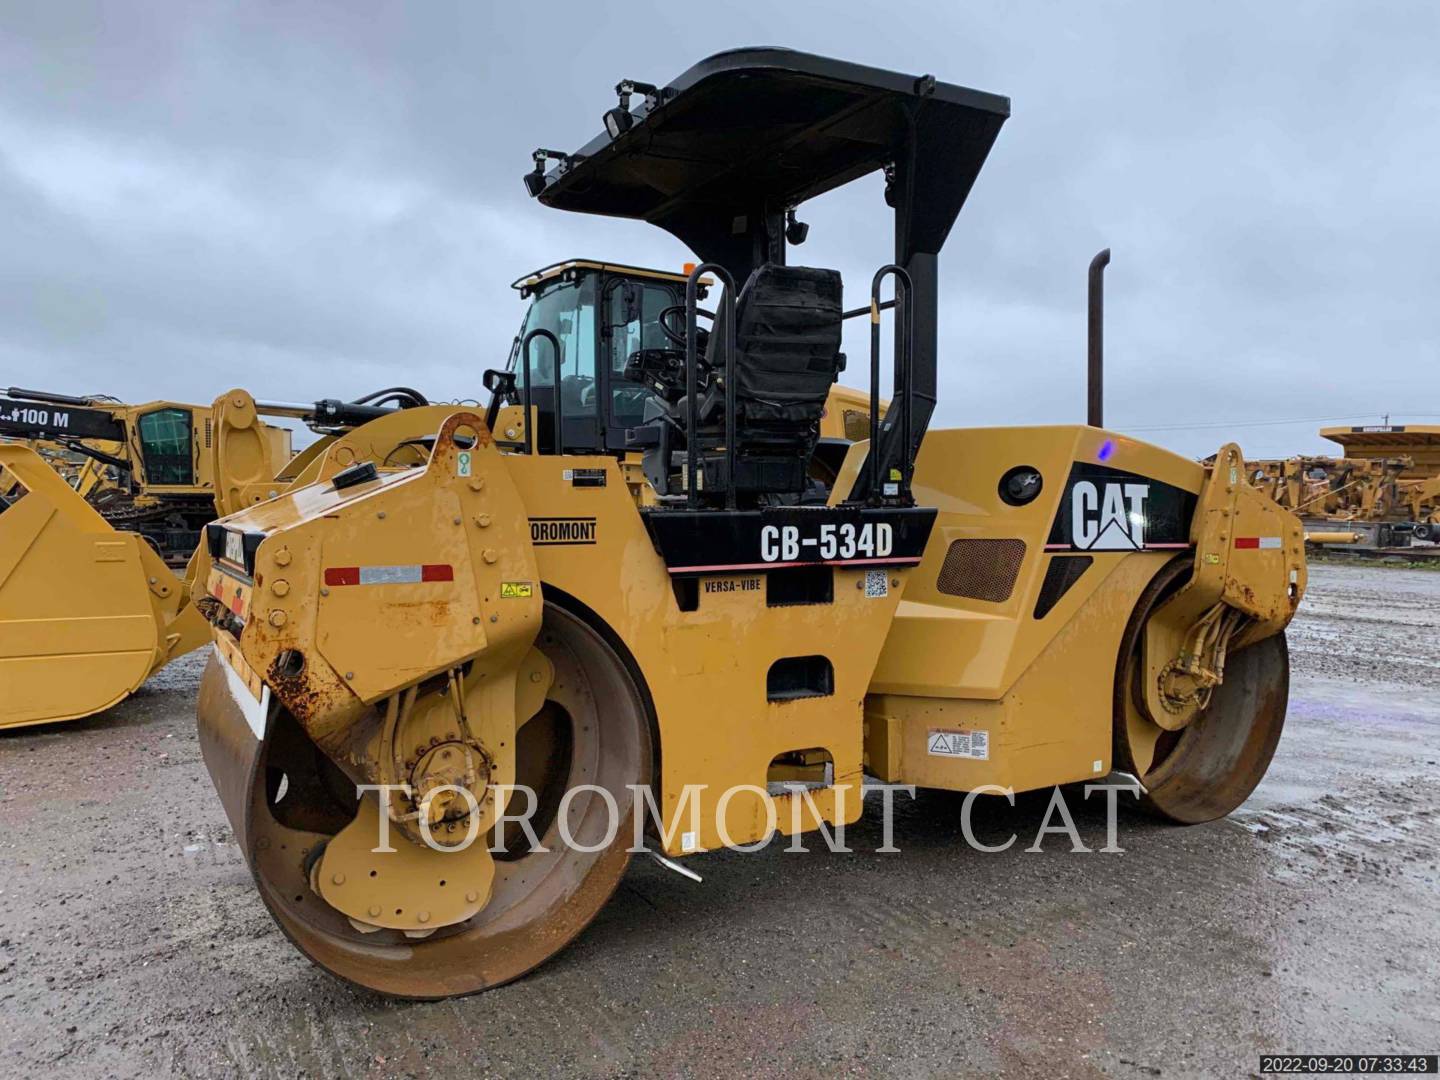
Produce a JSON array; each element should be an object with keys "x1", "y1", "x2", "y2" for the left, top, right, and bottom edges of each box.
[{"x1": 864, "y1": 569, "x2": 889, "y2": 598}]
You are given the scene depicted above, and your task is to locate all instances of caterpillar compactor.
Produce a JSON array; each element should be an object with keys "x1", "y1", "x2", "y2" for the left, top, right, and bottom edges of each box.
[
  {"x1": 0, "y1": 386, "x2": 452, "y2": 729},
  {"x1": 195, "y1": 49, "x2": 1306, "y2": 997}
]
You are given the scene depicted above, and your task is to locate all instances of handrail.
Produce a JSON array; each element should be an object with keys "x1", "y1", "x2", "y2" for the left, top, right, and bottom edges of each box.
[
  {"x1": 684, "y1": 263, "x2": 738, "y2": 508},
  {"x1": 868, "y1": 265, "x2": 913, "y2": 504},
  {"x1": 520, "y1": 328, "x2": 561, "y2": 456}
]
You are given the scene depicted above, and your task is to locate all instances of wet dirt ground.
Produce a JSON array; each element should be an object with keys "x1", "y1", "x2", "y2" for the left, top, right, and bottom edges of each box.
[{"x1": 1, "y1": 562, "x2": 1436, "y2": 1078}]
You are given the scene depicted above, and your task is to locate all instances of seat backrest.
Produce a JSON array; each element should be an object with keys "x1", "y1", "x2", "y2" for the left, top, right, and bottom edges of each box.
[{"x1": 730, "y1": 264, "x2": 843, "y2": 424}]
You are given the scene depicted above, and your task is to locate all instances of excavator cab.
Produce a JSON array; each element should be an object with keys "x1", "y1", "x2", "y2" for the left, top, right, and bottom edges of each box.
[{"x1": 133, "y1": 405, "x2": 198, "y2": 487}]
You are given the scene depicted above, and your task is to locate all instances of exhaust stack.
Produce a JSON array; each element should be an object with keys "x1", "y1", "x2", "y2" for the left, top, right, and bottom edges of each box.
[{"x1": 1088, "y1": 248, "x2": 1110, "y2": 428}]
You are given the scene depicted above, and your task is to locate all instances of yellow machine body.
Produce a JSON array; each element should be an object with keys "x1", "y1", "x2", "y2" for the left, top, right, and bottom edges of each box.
[
  {"x1": 1249, "y1": 424, "x2": 1440, "y2": 549},
  {"x1": 0, "y1": 444, "x2": 210, "y2": 729},
  {"x1": 869, "y1": 429, "x2": 1304, "y2": 795},
  {"x1": 0, "y1": 389, "x2": 450, "y2": 729},
  {"x1": 195, "y1": 407, "x2": 1304, "y2": 991},
  {"x1": 0, "y1": 391, "x2": 292, "y2": 729},
  {"x1": 15, "y1": 396, "x2": 295, "y2": 502},
  {"x1": 186, "y1": 49, "x2": 1309, "y2": 998},
  {"x1": 201, "y1": 412, "x2": 905, "y2": 856},
  {"x1": 1321, "y1": 423, "x2": 1440, "y2": 480}
]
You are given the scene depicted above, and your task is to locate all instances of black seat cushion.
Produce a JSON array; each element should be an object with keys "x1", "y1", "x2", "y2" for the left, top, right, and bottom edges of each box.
[{"x1": 731, "y1": 264, "x2": 843, "y2": 425}]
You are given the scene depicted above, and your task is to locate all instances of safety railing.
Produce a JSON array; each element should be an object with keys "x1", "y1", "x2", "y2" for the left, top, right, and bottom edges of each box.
[
  {"x1": 520, "y1": 327, "x2": 562, "y2": 456},
  {"x1": 678, "y1": 261, "x2": 913, "y2": 507},
  {"x1": 866, "y1": 265, "x2": 913, "y2": 504},
  {"x1": 683, "y1": 263, "x2": 738, "y2": 509}
]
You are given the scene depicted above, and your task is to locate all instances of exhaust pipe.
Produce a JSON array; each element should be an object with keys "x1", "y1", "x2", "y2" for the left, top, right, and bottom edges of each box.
[{"x1": 1087, "y1": 248, "x2": 1110, "y2": 428}]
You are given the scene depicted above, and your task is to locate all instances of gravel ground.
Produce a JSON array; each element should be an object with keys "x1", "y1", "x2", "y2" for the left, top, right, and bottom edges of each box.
[{"x1": 0, "y1": 562, "x2": 1436, "y2": 1078}]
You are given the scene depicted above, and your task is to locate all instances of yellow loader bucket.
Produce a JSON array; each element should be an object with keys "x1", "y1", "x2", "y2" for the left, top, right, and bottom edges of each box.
[{"x1": 0, "y1": 445, "x2": 209, "y2": 730}]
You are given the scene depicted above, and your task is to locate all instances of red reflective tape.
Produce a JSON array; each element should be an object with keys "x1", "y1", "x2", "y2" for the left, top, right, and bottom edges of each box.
[
  {"x1": 323, "y1": 565, "x2": 452, "y2": 586},
  {"x1": 1234, "y1": 537, "x2": 1260, "y2": 549}
]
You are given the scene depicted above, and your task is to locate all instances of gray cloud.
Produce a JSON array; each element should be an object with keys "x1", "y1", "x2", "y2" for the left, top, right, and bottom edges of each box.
[{"x1": 2, "y1": 1, "x2": 1437, "y2": 459}]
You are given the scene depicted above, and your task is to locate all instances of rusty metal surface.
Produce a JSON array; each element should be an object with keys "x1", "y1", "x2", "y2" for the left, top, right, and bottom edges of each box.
[
  {"x1": 196, "y1": 651, "x2": 265, "y2": 851},
  {"x1": 1134, "y1": 443, "x2": 1304, "y2": 734},
  {"x1": 199, "y1": 602, "x2": 654, "y2": 998},
  {"x1": 1115, "y1": 557, "x2": 1289, "y2": 823}
]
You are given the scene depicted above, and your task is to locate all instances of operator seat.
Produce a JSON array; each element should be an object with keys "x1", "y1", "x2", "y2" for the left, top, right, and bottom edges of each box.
[{"x1": 693, "y1": 263, "x2": 845, "y2": 494}]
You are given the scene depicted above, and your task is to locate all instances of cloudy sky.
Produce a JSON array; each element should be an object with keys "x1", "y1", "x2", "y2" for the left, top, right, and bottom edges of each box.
[{"x1": 2, "y1": 2, "x2": 1437, "y2": 458}]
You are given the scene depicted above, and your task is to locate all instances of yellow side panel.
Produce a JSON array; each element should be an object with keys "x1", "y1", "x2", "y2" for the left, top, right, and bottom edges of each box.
[
  {"x1": 315, "y1": 487, "x2": 491, "y2": 700},
  {"x1": 866, "y1": 552, "x2": 1168, "y2": 793},
  {"x1": 872, "y1": 425, "x2": 1202, "y2": 700},
  {"x1": 505, "y1": 454, "x2": 905, "y2": 854}
]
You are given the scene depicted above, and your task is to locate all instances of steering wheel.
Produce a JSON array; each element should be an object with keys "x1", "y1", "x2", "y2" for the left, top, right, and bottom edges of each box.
[{"x1": 657, "y1": 304, "x2": 715, "y2": 349}]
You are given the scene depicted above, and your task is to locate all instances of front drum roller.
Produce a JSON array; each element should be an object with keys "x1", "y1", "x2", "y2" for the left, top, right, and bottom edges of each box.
[
  {"x1": 1114, "y1": 557, "x2": 1289, "y2": 824},
  {"x1": 200, "y1": 602, "x2": 653, "y2": 998}
]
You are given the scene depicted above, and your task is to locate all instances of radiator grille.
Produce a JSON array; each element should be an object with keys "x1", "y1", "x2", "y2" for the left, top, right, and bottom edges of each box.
[{"x1": 936, "y1": 539, "x2": 1027, "y2": 602}]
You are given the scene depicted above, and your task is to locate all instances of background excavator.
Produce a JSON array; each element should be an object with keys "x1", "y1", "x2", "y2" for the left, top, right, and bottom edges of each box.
[
  {"x1": 1, "y1": 387, "x2": 296, "y2": 566},
  {"x1": 0, "y1": 385, "x2": 458, "y2": 730}
]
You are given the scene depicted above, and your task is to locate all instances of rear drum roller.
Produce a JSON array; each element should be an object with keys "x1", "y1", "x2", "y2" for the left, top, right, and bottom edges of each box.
[
  {"x1": 243, "y1": 602, "x2": 653, "y2": 998},
  {"x1": 1114, "y1": 558, "x2": 1289, "y2": 824}
]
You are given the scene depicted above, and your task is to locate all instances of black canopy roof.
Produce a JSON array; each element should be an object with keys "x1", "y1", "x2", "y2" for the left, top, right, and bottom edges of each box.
[
  {"x1": 528, "y1": 47, "x2": 1009, "y2": 280},
  {"x1": 525, "y1": 47, "x2": 1010, "y2": 504}
]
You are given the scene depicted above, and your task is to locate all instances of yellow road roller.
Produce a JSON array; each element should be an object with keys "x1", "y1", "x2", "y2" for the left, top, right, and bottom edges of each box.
[{"x1": 194, "y1": 48, "x2": 1306, "y2": 998}]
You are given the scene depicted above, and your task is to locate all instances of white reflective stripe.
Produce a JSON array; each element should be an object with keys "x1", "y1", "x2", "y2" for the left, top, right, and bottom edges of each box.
[
  {"x1": 359, "y1": 565, "x2": 424, "y2": 585},
  {"x1": 1258, "y1": 537, "x2": 1282, "y2": 549},
  {"x1": 215, "y1": 644, "x2": 270, "y2": 741}
]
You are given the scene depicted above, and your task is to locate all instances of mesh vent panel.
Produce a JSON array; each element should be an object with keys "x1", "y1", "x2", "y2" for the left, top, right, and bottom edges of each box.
[{"x1": 936, "y1": 539, "x2": 1027, "y2": 602}]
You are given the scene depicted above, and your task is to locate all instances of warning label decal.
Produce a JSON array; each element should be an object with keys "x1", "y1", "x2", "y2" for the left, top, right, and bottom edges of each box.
[{"x1": 927, "y1": 729, "x2": 989, "y2": 760}]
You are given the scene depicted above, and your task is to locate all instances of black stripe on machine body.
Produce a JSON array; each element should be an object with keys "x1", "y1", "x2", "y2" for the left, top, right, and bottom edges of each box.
[
  {"x1": 640, "y1": 505, "x2": 937, "y2": 575},
  {"x1": 0, "y1": 397, "x2": 127, "y2": 442},
  {"x1": 1033, "y1": 555, "x2": 1093, "y2": 619}
]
